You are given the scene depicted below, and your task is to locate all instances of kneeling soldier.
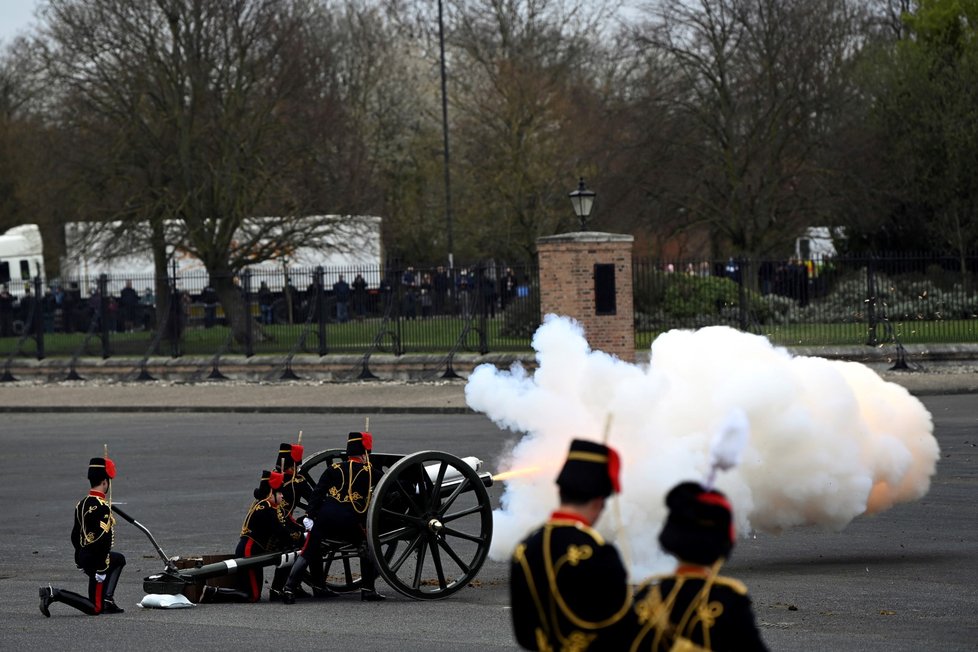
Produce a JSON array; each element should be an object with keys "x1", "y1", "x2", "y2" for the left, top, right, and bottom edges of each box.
[
  {"x1": 208, "y1": 469, "x2": 304, "y2": 603},
  {"x1": 282, "y1": 431, "x2": 385, "y2": 603},
  {"x1": 39, "y1": 456, "x2": 126, "y2": 617}
]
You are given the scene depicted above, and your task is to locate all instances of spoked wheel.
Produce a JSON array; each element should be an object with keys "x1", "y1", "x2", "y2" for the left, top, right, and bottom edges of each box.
[{"x1": 367, "y1": 451, "x2": 493, "y2": 600}]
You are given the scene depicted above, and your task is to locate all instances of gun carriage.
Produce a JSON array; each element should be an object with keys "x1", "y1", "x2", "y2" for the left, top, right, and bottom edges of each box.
[{"x1": 131, "y1": 449, "x2": 495, "y2": 602}]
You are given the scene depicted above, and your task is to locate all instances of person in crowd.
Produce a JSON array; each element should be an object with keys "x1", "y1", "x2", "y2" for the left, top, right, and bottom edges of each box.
[
  {"x1": 401, "y1": 266, "x2": 417, "y2": 320},
  {"x1": 258, "y1": 281, "x2": 274, "y2": 325},
  {"x1": 334, "y1": 274, "x2": 351, "y2": 323},
  {"x1": 628, "y1": 482, "x2": 768, "y2": 651},
  {"x1": 19, "y1": 284, "x2": 36, "y2": 328},
  {"x1": 419, "y1": 272, "x2": 433, "y2": 319},
  {"x1": 352, "y1": 273, "x2": 368, "y2": 320},
  {"x1": 119, "y1": 280, "x2": 140, "y2": 332},
  {"x1": 433, "y1": 265, "x2": 450, "y2": 315},
  {"x1": 500, "y1": 267, "x2": 518, "y2": 310},
  {"x1": 282, "y1": 431, "x2": 385, "y2": 604},
  {"x1": 39, "y1": 456, "x2": 126, "y2": 617},
  {"x1": 86, "y1": 287, "x2": 103, "y2": 328},
  {"x1": 223, "y1": 469, "x2": 305, "y2": 603},
  {"x1": 510, "y1": 439, "x2": 635, "y2": 650},
  {"x1": 139, "y1": 287, "x2": 155, "y2": 329},
  {"x1": 201, "y1": 283, "x2": 219, "y2": 328},
  {"x1": 0, "y1": 283, "x2": 16, "y2": 336}
]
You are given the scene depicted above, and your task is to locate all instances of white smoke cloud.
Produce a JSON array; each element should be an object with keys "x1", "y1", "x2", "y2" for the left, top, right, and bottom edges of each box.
[{"x1": 466, "y1": 315, "x2": 939, "y2": 578}]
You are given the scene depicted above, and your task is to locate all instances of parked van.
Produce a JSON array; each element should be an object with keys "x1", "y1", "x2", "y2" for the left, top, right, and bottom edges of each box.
[{"x1": 0, "y1": 224, "x2": 45, "y2": 297}]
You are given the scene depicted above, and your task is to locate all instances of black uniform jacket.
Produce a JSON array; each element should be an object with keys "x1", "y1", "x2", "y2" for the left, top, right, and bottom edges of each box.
[
  {"x1": 71, "y1": 490, "x2": 114, "y2": 573},
  {"x1": 510, "y1": 511, "x2": 636, "y2": 651},
  {"x1": 307, "y1": 456, "x2": 380, "y2": 535},
  {"x1": 239, "y1": 497, "x2": 304, "y2": 554},
  {"x1": 281, "y1": 468, "x2": 313, "y2": 520},
  {"x1": 629, "y1": 566, "x2": 768, "y2": 652}
]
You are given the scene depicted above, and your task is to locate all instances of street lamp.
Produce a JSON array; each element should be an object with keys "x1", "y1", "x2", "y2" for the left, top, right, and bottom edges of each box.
[{"x1": 568, "y1": 177, "x2": 596, "y2": 231}]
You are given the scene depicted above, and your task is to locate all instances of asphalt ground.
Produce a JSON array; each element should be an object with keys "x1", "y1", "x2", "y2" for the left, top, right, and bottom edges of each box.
[{"x1": 0, "y1": 388, "x2": 975, "y2": 650}]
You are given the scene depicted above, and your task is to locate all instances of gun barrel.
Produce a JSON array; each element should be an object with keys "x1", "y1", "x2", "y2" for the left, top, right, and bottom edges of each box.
[
  {"x1": 424, "y1": 456, "x2": 484, "y2": 484},
  {"x1": 181, "y1": 550, "x2": 299, "y2": 581},
  {"x1": 143, "y1": 550, "x2": 300, "y2": 594}
]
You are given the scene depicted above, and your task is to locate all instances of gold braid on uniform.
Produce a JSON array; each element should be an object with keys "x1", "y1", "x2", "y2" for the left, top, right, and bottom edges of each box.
[
  {"x1": 630, "y1": 560, "x2": 725, "y2": 652},
  {"x1": 538, "y1": 520, "x2": 633, "y2": 650},
  {"x1": 78, "y1": 497, "x2": 112, "y2": 547},
  {"x1": 240, "y1": 501, "x2": 264, "y2": 538},
  {"x1": 326, "y1": 457, "x2": 373, "y2": 513}
]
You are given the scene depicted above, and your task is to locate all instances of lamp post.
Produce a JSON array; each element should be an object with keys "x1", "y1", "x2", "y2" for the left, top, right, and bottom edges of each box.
[
  {"x1": 437, "y1": 0, "x2": 454, "y2": 268},
  {"x1": 568, "y1": 177, "x2": 596, "y2": 231}
]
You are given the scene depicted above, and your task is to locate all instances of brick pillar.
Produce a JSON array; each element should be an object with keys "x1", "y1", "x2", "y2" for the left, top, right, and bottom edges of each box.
[{"x1": 536, "y1": 232, "x2": 634, "y2": 361}]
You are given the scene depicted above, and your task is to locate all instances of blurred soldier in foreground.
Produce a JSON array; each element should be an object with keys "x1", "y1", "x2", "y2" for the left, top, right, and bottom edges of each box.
[
  {"x1": 282, "y1": 431, "x2": 385, "y2": 603},
  {"x1": 39, "y1": 456, "x2": 126, "y2": 617},
  {"x1": 629, "y1": 482, "x2": 768, "y2": 651},
  {"x1": 510, "y1": 439, "x2": 636, "y2": 650}
]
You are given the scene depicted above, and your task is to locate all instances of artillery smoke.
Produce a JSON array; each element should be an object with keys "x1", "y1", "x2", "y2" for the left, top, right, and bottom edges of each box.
[{"x1": 465, "y1": 315, "x2": 939, "y2": 578}]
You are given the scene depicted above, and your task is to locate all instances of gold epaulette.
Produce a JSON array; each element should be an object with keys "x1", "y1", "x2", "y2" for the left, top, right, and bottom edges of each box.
[
  {"x1": 547, "y1": 518, "x2": 605, "y2": 545},
  {"x1": 713, "y1": 575, "x2": 748, "y2": 595}
]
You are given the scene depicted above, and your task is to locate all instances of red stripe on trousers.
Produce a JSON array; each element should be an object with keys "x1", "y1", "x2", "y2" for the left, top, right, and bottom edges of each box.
[{"x1": 244, "y1": 539, "x2": 260, "y2": 602}]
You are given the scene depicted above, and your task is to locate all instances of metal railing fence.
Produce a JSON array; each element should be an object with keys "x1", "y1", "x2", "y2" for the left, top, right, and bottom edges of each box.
[
  {"x1": 2, "y1": 252, "x2": 976, "y2": 374},
  {"x1": 0, "y1": 262, "x2": 541, "y2": 367},
  {"x1": 633, "y1": 252, "x2": 978, "y2": 348}
]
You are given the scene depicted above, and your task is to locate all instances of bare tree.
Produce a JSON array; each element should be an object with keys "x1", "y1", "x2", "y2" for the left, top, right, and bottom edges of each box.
[
  {"x1": 439, "y1": 0, "x2": 619, "y2": 263},
  {"x1": 628, "y1": 0, "x2": 866, "y2": 278},
  {"x1": 35, "y1": 0, "x2": 374, "y2": 341}
]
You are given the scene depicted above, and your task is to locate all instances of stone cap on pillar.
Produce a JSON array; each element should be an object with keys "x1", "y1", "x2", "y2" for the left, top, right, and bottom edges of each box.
[{"x1": 537, "y1": 232, "x2": 634, "y2": 245}]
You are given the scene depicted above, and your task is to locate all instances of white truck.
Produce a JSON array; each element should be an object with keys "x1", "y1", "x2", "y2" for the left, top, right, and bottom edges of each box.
[
  {"x1": 58, "y1": 215, "x2": 384, "y2": 294},
  {"x1": 0, "y1": 224, "x2": 45, "y2": 297}
]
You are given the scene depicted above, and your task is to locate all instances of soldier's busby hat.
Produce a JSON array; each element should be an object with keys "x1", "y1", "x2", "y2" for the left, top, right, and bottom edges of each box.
[
  {"x1": 555, "y1": 439, "x2": 621, "y2": 503},
  {"x1": 254, "y1": 469, "x2": 286, "y2": 499},
  {"x1": 276, "y1": 443, "x2": 297, "y2": 472},
  {"x1": 87, "y1": 457, "x2": 116, "y2": 485},
  {"x1": 658, "y1": 481, "x2": 735, "y2": 565},
  {"x1": 346, "y1": 431, "x2": 373, "y2": 456}
]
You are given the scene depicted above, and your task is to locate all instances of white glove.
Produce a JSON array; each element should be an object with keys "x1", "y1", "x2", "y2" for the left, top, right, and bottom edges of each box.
[
  {"x1": 302, "y1": 517, "x2": 313, "y2": 531},
  {"x1": 95, "y1": 573, "x2": 106, "y2": 583}
]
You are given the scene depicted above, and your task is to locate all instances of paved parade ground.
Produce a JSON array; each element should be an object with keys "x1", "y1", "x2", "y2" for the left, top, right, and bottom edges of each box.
[{"x1": 0, "y1": 385, "x2": 975, "y2": 651}]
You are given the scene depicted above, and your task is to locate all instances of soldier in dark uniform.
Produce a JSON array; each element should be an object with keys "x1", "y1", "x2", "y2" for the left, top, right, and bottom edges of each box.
[
  {"x1": 629, "y1": 482, "x2": 768, "y2": 651},
  {"x1": 219, "y1": 469, "x2": 305, "y2": 603},
  {"x1": 39, "y1": 457, "x2": 126, "y2": 617},
  {"x1": 510, "y1": 439, "x2": 636, "y2": 650},
  {"x1": 282, "y1": 431, "x2": 385, "y2": 604},
  {"x1": 275, "y1": 441, "x2": 312, "y2": 524}
]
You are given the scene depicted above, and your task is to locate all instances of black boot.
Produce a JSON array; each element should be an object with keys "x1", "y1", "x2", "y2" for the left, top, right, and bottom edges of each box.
[
  {"x1": 38, "y1": 586, "x2": 53, "y2": 617},
  {"x1": 199, "y1": 585, "x2": 251, "y2": 603},
  {"x1": 39, "y1": 586, "x2": 99, "y2": 616},
  {"x1": 281, "y1": 555, "x2": 308, "y2": 605},
  {"x1": 101, "y1": 565, "x2": 124, "y2": 613},
  {"x1": 359, "y1": 546, "x2": 386, "y2": 602}
]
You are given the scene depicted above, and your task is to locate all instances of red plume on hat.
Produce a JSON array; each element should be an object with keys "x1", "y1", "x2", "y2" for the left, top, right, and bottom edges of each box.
[
  {"x1": 87, "y1": 457, "x2": 115, "y2": 485},
  {"x1": 346, "y1": 432, "x2": 372, "y2": 456},
  {"x1": 269, "y1": 470, "x2": 285, "y2": 490},
  {"x1": 607, "y1": 447, "x2": 621, "y2": 494},
  {"x1": 290, "y1": 444, "x2": 304, "y2": 463},
  {"x1": 659, "y1": 482, "x2": 735, "y2": 565}
]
